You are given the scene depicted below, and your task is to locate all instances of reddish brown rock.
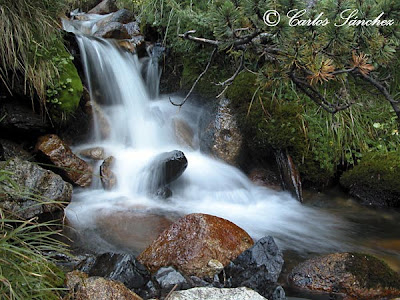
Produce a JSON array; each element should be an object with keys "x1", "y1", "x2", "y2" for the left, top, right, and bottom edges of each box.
[
  {"x1": 35, "y1": 134, "x2": 92, "y2": 187},
  {"x1": 289, "y1": 253, "x2": 400, "y2": 300},
  {"x1": 248, "y1": 168, "x2": 282, "y2": 191},
  {"x1": 65, "y1": 270, "x2": 142, "y2": 300},
  {"x1": 137, "y1": 213, "x2": 254, "y2": 278},
  {"x1": 100, "y1": 156, "x2": 117, "y2": 190}
]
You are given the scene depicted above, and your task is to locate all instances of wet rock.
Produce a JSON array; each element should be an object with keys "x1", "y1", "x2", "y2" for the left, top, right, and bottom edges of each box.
[
  {"x1": 88, "y1": 0, "x2": 118, "y2": 15},
  {"x1": 173, "y1": 118, "x2": 195, "y2": 149},
  {"x1": 90, "y1": 100, "x2": 111, "y2": 139},
  {"x1": 275, "y1": 150, "x2": 303, "y2": 202},
  {"x1": 224, "y1": 236, "x2": 285, "y2": 299},
  {"x1": 155, "y1": 186, "x2": 172, "y2": 199},
  {"x1": 79, "y1": 147, "x2": 106, "y2": 160},
  {"x1": 118, "y1": 40, "x2": 135, "y2": 52},
  {"x1": 167, "y1": 287, "x2": 267, "y2": 300},
  {"x1": 86, "y1": 253, "x2": 150, "y2": 290},
  {"x1": 110, "y1": 9, "x2": 134, "y2": 24},
  {"x1": 0, "y1": 158, "x2": 72, "y2": 219},
  {"x1": 100, "y1": 156, "x2": 117, "y2": 190},
  {"x1": 35, "y1": 134, "x2": 93, "y2": 187},
  {"x1": 146, "y1": 150, "x2": 188, "y2": 192},
  {"x1": 154, "y1": 267, "x2": 189, "y2": 290},
  {"x1": 200, "y1": 98, "x2": 243, "y2": 166},
  {"x1": 123, "y1": 22, "x2": 140, "y2": 37},
  {"x1": 92, "y1": 211, "x2": 174, "y2": 254},
  {"x1": 0, "y1": 139, "x2": 32, "y2": 161},
  {"x1": 65, "y1": 270, "x2": 142, "y2": 300},
  {"x1": 94, "y1": 22, "x2": 131, "y2": 39},
  {"x1": 0, "y1": 101, "x2": 49, "y2": 135},
  {"x1": 137, "y1": 213, "x2": 254, "y2": 278},
  {"x1": 248, "y1": 168, "x2": 282, "y2": 191},
  {"x1": 289, "y1": 252, "x2": 400, "y2": 300}
]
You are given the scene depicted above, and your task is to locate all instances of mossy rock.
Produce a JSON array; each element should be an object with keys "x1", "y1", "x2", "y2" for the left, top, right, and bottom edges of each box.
[
  {"x1": 289, "y1": 252, "x2": 400, "y2": 300},
  {"x1": 46, "y1": 39, "x2": 83, "y2": 117},
  {"x1": 340, "y1": 151, "x2": 400, "y2": 207}
]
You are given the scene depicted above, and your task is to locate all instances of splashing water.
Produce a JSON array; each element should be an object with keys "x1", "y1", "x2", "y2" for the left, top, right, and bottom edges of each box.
[{"x1": 63, "y1": 16, "x2": 351, "y2": 255}]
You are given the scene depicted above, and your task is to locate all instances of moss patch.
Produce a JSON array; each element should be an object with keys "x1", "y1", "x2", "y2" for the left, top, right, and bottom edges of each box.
[
  {"x1": 340, "y1": 151, "x2": 400, "y2": 205},
  {"x1": 346, "y1": 253, "x2": 400, "y2": 290}
]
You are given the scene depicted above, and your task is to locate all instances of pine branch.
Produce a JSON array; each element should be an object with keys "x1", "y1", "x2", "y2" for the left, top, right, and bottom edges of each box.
[{"x1": 169, "y1": 47, "x2": 217, "y2": 107}]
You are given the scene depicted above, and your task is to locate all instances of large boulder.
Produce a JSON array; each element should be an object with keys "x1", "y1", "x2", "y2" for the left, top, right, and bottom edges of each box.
[
  {"x1": 224, "y1": 236, "x2": 285, "y2": 299},
  {"x1": 94, "y1": 22, "x2": 131, "y2": 39},
  {"x1": 35, "y1": 134, "x2": 93, "y2": 187},
  {"x1": 88, "y1": 0, "x2": 118, "y2": 15},
  {"x1": 200, "y1": 98, "x2": 243, "y2": 166},
  {"x1": 144, "y1": 150, "x2": 188, "y2": 193},
  {"x1": 100, "y1": 156, "x2": 117, "y2": 190},
  {"x1": 0, "y1": 158, "x2": 72, "y2": 219},
  {"x1": 85, "y1": 253, "x2": 150, "y2": 291},
  {"x1": 65, "y1": 271, "x2": 142, "y2": 300},
  {"x1": 168, "y1": 287, "x2": 267, "y2": 300},
  {"x1": 137, "y1": 213, "x2": 254, "y2": 278},
  {"x1": 289, "y1": 252, "x2": 400, "y2": 300}
]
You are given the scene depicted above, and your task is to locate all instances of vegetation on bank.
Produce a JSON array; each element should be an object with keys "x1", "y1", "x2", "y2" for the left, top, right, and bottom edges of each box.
[
  {"x1": 0, "y1": 168, "x2": 67, "y2": 299},
  {"x1": 132, "y1": 0, "x2": 400, "y2": 186},
  {"x1": 0, "y1": 0, "x2": 83, "y2": 118}
]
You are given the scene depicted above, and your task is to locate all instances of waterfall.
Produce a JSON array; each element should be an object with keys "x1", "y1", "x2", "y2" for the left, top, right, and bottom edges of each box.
[{"x1": 63, "y1": 17, "x2": 350, "y2": 254}]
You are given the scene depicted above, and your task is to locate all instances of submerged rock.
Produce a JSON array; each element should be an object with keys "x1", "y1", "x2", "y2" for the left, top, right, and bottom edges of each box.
[
  {"x1": 79, "y1": 147, "x2": 106, "y2": 160},
  {"x1": 173, "y1": 118, "x2": 195, "y2": 149},
  {"x1": 248, "y1": 167, "x2": 282, "y2": 191},
  {"x1": 289, "y1": 252, "x2": 400, "y2": 300},
  {"x1": 0, "y1": 158, "x2": 72, "y2": 219},
  {"x1": 88, "y1": 0, "x2": 118, "y2": 15},
  {"x1": 275, "y1": 150, "x2": 303, "y2": 202},
  {"x1": 100, "y1": 156, "x2": 117, "y2": 190},
  {"x1": 224, "y1": 236, "x2": 285, "y2": 299},
  {"x1": 35, "y1": 134, "x2": 93, "y2": 187},
  {"x1": 85, "y1": 253, "x2": 150, "y2": 291},
  {"x1": 137, "y1": 213, "x2": 254, "y2": 278},
  {"x1": 167, "y1": 287, "x2": 267, "y2": 300},
  {"x1": 65, "y1": 270, "x2": 142, "y2": 300}
]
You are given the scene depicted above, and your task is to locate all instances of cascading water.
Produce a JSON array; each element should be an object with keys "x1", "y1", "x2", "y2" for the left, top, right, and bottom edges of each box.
[{"x1": 63, "y1": 16, "x2": 351, "y2": 255}]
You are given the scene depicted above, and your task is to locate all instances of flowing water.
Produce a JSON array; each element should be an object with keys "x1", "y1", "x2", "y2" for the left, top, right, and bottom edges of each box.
[{"x1": 62, "y1": 15, "x2": 400, "y2": 278}]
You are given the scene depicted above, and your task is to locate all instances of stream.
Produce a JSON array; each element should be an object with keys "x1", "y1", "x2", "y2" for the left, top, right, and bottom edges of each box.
[{"x1": 63, "y1": 14, "x2": 400, "y2": 299}]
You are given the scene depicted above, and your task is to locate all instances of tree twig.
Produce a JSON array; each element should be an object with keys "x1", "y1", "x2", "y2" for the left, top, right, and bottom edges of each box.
[
  {"x1": 216, "y1": 50, "x2": 245, "y2": 86},
  {"x1": 169, "y1": 47, "x2": 217, "y2": 107}
]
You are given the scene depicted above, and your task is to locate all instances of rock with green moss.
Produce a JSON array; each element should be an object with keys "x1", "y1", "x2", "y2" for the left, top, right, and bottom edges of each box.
[
  {"x1": 340, "y1": 151, "x2": 400, "y2": 207},
  {"x1": 289, "y1": 252, "x2": 400, "y2": 300},
  {"x1": 46, "y1": 40, "x2": 83, "y2": 117}
]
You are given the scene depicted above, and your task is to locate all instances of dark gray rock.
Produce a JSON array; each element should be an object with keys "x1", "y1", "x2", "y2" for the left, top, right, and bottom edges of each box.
[
  {"x1": 155, "y1": 267, "x2": 189, "y2": 290},
  {"x1": 86, "y1": 253, "x2": 150, "y2": 290},
  {"x1": 156, "y1": 186, "x2": 172, "y2": 199},
  {"x1": 0, "y1": 102, "x2": 49, "y2": 135},
  {"x1": 0, "y1": 139, "x2": 32, "y2": 161},
  {"x1": 0, "y1": 158, "x2": 72, "y2": 219},
  {"x1": 145, "y1": 150, "x2": 188, "y2": 193},
  {"x1": 94, "y1": 22, "x2": 131, "y2": 39},
  {"x1": 110, "y1": 9, "x2": 134, "y2": 24},
  {"x1": 224, "y1": 236, "x2": 285, "y2": 299},
  {"x1": 88, "y1": 0, "x2": 118, "y2": 14}
]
